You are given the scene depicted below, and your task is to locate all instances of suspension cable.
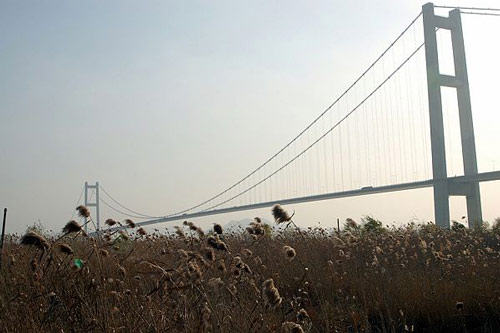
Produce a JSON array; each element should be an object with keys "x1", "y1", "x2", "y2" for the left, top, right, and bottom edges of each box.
[
  {"x1": 98, "y1": 196, "x2": 152, "y2": 220},
  {"x1": 202, "y1": 41, "x2": 426, "y2": 212},
  {"x1": 99, "y1": 184, "x2": 159, "y2": 219},
  {"x1": 434, "y1": 5, "x2": 500, "y2": 11},
  {"x1": 167, "y1": 11, "x2": 424, "y2": 216},
  {"x1": 460, "y1": 11, "x2": 500, "y2": 17},
  {"x1": 69, "y1": 184, "x2": 85, "y2": 220}
]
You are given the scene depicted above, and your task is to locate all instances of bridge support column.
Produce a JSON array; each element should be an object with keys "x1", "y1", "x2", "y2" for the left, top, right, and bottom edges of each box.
[
  {"x1": 449, "y1": 9, "x2": 482, "y2": 227},
  {"x1": 422, "y1": 3, "x2": 482, "y2": 228},
  {"x1": 84, "y1": 182, "x2": 101, "y2": 231}
]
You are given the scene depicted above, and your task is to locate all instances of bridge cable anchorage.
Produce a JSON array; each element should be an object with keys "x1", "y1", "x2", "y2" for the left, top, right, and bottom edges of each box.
[
  {"x1": 200, "y1": 42, "x2": 427, "y2": 213},
  {"x1": 98, "y1": 195, "x2": 154, "y2": 220},
  {"x1": 165, "y1": 11, "x2": 424, "y2": 216},
  {"x1": 99, "y1": 184, "x2": 159, "y2": 219}
]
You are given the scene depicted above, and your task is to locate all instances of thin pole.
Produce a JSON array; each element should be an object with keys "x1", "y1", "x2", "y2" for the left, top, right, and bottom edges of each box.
[
  {"x1": 95, "y1": 182, "x2": 100, "y2": 231},
  {"x1": 1, "y1": 208, "x2": 6, "y2": 249},
  {"x1": 0, "y1": 208, "x2": 7, "y2": 269},
  {"x1": 84, "y1": 182, "x2": 88, "y2": 233},
  {"x1": 337, "y1": 218, "x2": 340, "y2": 232}
]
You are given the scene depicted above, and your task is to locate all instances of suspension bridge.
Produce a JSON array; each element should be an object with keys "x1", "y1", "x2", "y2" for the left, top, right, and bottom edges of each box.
[{"x1": 76, "y1": 3, "x2": 500, "y2": 231}]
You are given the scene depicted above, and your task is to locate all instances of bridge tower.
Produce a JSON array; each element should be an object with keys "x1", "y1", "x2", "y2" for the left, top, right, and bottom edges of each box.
[
  {"x1": 422, "y1": 3, "x2": 482, "y2": 228},
  {"x1": 84, "y1": 181, "x2": 101, "y2": 232}
]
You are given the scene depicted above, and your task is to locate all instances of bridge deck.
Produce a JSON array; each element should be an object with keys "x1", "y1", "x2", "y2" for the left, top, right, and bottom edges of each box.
[{"x1": 111, "y1": 170, "x2": 500, "y2": 230}]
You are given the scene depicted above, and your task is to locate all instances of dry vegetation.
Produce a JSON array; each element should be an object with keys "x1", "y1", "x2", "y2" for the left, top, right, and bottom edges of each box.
[{"x1": 1, "y1": 205, "x2": 500, "y2": 332}]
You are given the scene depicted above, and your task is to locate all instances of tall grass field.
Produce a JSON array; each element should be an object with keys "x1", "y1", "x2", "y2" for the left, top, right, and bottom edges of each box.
[{"x1": 1, "y1": 205, "x2": 499, "y2": 332}]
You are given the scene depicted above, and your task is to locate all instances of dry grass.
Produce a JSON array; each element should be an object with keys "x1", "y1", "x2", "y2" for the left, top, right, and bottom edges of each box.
[{"x1": 1, "y1": 213, "x2": 500, "y2": 332}]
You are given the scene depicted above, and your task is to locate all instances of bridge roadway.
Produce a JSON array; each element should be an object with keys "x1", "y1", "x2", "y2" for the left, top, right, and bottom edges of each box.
[{"x1": 105, "y1": 170, "x2": 500, "y2": 231}]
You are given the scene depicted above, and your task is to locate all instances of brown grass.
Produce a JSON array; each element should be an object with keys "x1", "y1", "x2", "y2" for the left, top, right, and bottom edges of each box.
[{"x1": 1, "y1": 218, "x2": 500, "y2": 332}]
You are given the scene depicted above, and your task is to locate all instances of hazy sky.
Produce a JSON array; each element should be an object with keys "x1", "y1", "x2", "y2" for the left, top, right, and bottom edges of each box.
[{"x1": 1, "y1": 0, "x2": 499, "y2": 234}]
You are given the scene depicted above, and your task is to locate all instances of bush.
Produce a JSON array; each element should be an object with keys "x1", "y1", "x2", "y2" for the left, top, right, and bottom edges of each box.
[{"x1": 361, "y1": 215, "x2": 385, "y2": 233}]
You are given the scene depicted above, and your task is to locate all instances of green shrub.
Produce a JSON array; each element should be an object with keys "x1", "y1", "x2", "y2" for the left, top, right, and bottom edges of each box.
[{"x1": 361, "y1": 215, "x2": 385, "y2": 233}]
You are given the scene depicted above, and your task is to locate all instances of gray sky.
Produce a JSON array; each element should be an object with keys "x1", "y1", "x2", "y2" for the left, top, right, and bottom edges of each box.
[{"x1": 1, "y1": 0, "x2": 499, "y2": 234}]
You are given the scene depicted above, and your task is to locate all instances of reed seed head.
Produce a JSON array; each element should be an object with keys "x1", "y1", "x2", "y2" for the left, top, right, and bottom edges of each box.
[
  {"x1": 30, "y1": 258, "x2": 38, "y2": 272},
  {"x1": 105, "y1": 219, "x2": 117, "y2": 226},
  {"x1": 174, "y1": 226, "x2": 186, "y2": 239},
  {"x1": 213, "y1": 223, "x2": 223, "y2": 235},
  {"x1": 242, "y1": 249, "x2": 253, "y2": 258},
  {"x1": 21, "y1": 232, "x2": 50, "y2": 251},
  {"x1": 202, "y1": 303, "x2": 212, "y2": 331},
  {"x1": 203, "y1": 247, "x2": 215, "y2": 261},
  {"x1": 217, "y1": 259, "x2": 226, "y2": 272},
  {"x1": 207, "y1": 277, "x2": 224, "y2": 290},
  {"x1": 125, "y1": 219, "x2": 136, "y2": 228},
  {"x1": 187, "y1": 261, "x2": 202, "y2": 283},
  {"x1": 207, "y1": 236, "x2": 219, "y2": 249},
  {"x1": 296, "y1": 308, "x2": 309, "y2": 322},
  {"x1": 217, "y1": 241, "x2": 228, "y2": 252},
  {"x1": 262, "y1": 278, "x2": 282, "y2": 309},
  {"x1": 196, "y1": 227, "x2": 205, "y2": 237},
  {"x1": 183, "y1": 221, "x2": 198, "y2": 232},
  {"x1": 63, "y1": 220, "x2": 82, "y2": 234},
  {"x1": 272, "y1": 204, "x2": 291, "y2": 224},
  {"x1": 76, "y1": 205, "x2": 90, "y2": 218},
  {"x1": 57, "y1": 243, "x2": 73, "y2": 255},
  {"x1": 283, "y1": 245, "x2": 296, "y2": 260}
]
